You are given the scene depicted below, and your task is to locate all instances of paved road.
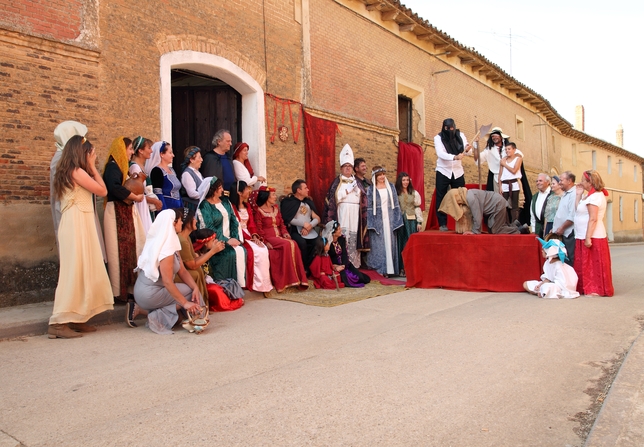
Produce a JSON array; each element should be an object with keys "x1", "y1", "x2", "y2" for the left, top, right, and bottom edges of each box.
[{"x1": 1, "y1": 244, "x2": 642, "y2": 447}]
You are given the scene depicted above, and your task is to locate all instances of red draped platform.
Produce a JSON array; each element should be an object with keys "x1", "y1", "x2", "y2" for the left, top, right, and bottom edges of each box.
[{"x1": 403, "y1": 232, "x2": 544, "y2": 292}]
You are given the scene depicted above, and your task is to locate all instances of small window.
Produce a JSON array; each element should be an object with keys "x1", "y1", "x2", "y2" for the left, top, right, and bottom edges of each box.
[
  {"x1": 398, "y1": 95, "x2": 412, "y2": 143},
  {"x1": 635, "y1": 200, "x2": 639, "y2": 223},
  {"x1": 635, "y1": 165, "x2": 638, "y2": 182},
  {"x1": 619, "y1": 160, "x2": 623, "y2": 177},
  {"x1": 607, "y1": 156, "x2": 612, "y2": 174},
  {"x1": 592, "y1": 150, "x2": 597, "y2": 170},
  {"x1": 619, "y1": 196, "x2": 623, "y2": 222},
  {"x1": 572, "y1": 144, "x2": 577, "y2": 166},
  {"x1": 516, "y1": 116, "x2": 525, "y2": 140}
]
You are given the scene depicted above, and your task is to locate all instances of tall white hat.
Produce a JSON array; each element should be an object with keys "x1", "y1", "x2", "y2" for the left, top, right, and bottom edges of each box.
[{"x1": 339, "y1": 144, "x2": 354, "y2": 167}]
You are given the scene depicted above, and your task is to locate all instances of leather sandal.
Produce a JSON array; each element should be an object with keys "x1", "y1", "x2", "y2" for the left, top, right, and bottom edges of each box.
[{"x1": 126, "y1": 299, "x2": 138, "y2": 328}]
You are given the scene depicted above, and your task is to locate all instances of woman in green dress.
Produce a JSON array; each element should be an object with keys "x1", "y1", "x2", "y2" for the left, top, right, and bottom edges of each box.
[
  {"x1": 395, "y1": 172, "x2": 423, "y2": 276},
  {"x1": 196, "y1": 177, "x2": 246, "y2": 286}
]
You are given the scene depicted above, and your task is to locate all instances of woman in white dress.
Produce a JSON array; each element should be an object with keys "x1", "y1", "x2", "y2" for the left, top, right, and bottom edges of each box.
[
  {"x1": 129, "y1": 136, "x2": 163, "y2": 233},
  {"x1": 232, "y1": 142, "x2": 265, "y2": 188}
]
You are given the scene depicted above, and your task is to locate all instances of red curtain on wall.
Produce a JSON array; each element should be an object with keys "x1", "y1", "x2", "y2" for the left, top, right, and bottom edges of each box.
[
  {"x1": 397, "y1": 141, "x2": 425, "y2": 211},
  {"x1": 303, "y1": 110, "x2": 339, "y2": 214}
]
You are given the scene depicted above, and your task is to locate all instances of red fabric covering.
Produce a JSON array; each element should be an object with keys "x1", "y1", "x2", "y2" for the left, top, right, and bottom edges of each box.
[
  {"x1": 425, "y1": 183, "x2": 489, "y2": 232},
  {"x1": 397, "y1": 141, "x2": 425, "y2": 211},
  {"x1": 403, "y1": 232, "x2": 543, "y2": 292},
  {"x1": 573, "y1": 238, "x2": 614, "y2": 296},
  {"x1": 303, "y1": 110, "x2": 339, "y2": 216},
  {"x1": 207, "y1": 284, "x2": 244, "y2": 312},
  {"x1": 359, "y1": 269, "x2": 406, "y2": 286}
]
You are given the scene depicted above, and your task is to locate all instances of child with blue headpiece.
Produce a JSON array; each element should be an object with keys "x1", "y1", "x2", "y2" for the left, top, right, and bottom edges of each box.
[{"x1": 523, "y1": 237, "x2": 580, "y2": 299}]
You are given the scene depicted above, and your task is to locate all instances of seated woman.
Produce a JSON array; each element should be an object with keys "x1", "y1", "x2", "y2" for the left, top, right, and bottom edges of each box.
[
  {"x1": 133, "y1": 209, "x2": 204, "y2": 335},
  {"x1": 523, "y1": 237, "x2": 579, "y2": 299},
  {"x1": 366, "y1": 166, "x2": 404, "y2": 277},
  {"x1": 251, "y1": 186, "x2": 309, "y2": 292},
  {"x1": 326, "y1": 220, "x2": 370, "y2": 288},
  {"x1": 232, "y1": 142, "x2": 265, "y2": 189},
  {"x1": 309, "y1": 234, "x2": 344, "y2": 290},
  {"x1": 229, "y1": 181, "x2": 273, "y2": 293},
  {"x1": 145, "y1": 141, "x2": 183, "y2": 212},
  {"x1": 102, "y1": 137, "x2": 146, "y2": 306},
  {"x1": 177, "y1": 208, "x2": 244, "y2": 312},
  {"x1": 196, "y1": 176, "x2": 246, "y2": 287},
  {"x1": 180, "y1": 146, "x2": 204, "y2": 210}
]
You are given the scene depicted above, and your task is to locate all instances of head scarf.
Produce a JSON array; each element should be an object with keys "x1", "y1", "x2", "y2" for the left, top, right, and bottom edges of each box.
[
  {"x1": 437, "y1": 188, "x2": 471, "y2": 234},
  {"x1": 371, "y1": 168, "x2": 395, "y2": 215},
  {"x1": 537, "y1": 237, "x2": 568, "y2": 263},
  {"x1": 322, "y1": 220, "x2": 338, "y2": 245},
  {"x1": 439, "y1": 118, "x2": 464, "y2": 156},
  {"x1": 103, "y1": 137, "x2": 130, "y2": 184},
  {"x1": 583, "y1": 171, "x2": 609, "y2": 196},
  {"x1": 132, "y1": 136, "x2": 146, "y2": 154},
  {"x1": 197, "y1": 176, "x2": 216, "y2": 209},
  {"x1": 136, "y1": 209, "x2": 181, "y2": 282},
  {"x1": 54, "y1": 121, "x2": 88, "y2": 152},
  {"x1": 144, "y1": 141, "x2": 166, "y2": 175},
  {"x1": 181, "y1": 146, "x2": 201, "y2": 172},
  {"x1": 233, "y1": 142, "x2": 255, "y2": 177}
]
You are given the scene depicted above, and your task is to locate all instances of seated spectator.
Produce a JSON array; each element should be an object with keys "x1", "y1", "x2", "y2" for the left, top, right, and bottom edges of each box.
[
  {"x1": 326, "y1": 221, "x2": 371, "y2": 288},
  {"x1": 196, "y1": 177, "x2": 246, "y2": 287},
  {"x1": 280, "y1": 179, "x2": 321, "y2": 273},
  {"x1": 251, "y1": 186, "x2": 309, "y2": 292},
  {"x1": 523, "y1": 237, "x2": 579, "y2": 299},
  {"x1": 228, "y1": 181, "x2": 273, "y2": 293},
  {"x1": 133, "y1": 209, "x2": 204, "y2": 335},
  {"x1": 309, "y1": 236, "x2": 344, "y2": 290},
  {"x1": 180, "y1": 146, "x2": 204, "y2": 210},
  {"x1": 176, "y1": 212, "x2": 244, "y2": 312}
]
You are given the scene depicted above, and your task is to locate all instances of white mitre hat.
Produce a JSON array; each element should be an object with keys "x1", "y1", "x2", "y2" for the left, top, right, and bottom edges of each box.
[{"x1": 339, "y1": 144, "x2": 354, "y2": 167}]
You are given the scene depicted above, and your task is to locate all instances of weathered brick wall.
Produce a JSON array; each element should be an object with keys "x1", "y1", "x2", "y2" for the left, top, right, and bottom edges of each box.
[{"x1": 0, "y1": 0, "x2": 83, "y2": 40}]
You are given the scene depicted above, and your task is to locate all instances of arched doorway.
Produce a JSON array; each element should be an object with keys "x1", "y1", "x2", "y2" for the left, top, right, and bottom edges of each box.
[
  {"x1": 160, "y1": 51, "x2": 266, "y2": 176},
  {"x1": 171, "y1": 69, "x2": 242, "y2": 166}
]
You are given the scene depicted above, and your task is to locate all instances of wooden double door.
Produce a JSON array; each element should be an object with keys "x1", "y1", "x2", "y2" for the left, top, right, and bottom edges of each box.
[{"x1": 171, "y1": 85, "x2": 242, "y2": 168}]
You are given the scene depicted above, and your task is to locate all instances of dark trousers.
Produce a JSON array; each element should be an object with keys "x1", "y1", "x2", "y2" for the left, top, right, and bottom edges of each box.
[
  {"x1": 289, "y1": 227, "x2": 319, "y2": 271},
  {"x1": 436, "y1": 171, "x2": 466, "y2": 226},
  {"x1": 563, "y1": 231, "x2": 575, "y2": 267}
]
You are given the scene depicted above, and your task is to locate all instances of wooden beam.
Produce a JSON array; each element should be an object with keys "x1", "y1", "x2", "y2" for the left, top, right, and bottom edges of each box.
[
  {"x1": 399, "y1": 23, "x2": 416, "y2": 32},
  {"x1": 470, "y1": 63, "x2": 484, "y2": 71},
  {"x1": 459, "y1": 57, "x2": 475, "y2": 64},
  {"x1": 381, "y1": 9, "x2": 399, "y2": 21},
  {"x1": 365, "y1": 3, "x2": 385, "y2": 11},
  {"x1": 433, "y1": 43, "x2": 449, "y2": 50},
  {"x1": 416, "y1": 33, "x2": 434, "y2": 41}
]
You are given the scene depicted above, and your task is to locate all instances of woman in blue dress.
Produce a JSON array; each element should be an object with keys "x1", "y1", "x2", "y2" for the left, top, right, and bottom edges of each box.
[{"x1": 145, "y1": 141, "x2": 182, "y2": 212}]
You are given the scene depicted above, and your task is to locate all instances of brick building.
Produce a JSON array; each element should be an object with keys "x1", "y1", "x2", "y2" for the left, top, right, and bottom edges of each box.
[{"x1": 1, "y1": 0, "x2": 642, "y2": 305}]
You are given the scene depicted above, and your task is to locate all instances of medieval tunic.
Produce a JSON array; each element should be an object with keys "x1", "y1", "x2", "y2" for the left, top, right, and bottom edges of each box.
[
  {"x1": 336, "y1": 176, "x2": 362, "y2": 268},
  {"x1": 128, "y1": 163, "x2": 154, "y2": 234},
  {"x1": 525, "y1": 259, "x2": 580, "y2": 299},
  {"x1": 366, "y1": 183, "x2": 403, "y2": 275},
  {"x1": 397, "y1": 190, "x2": 423, "y2": 272},
  {"x1": 255, "y1": 205, "x2": 309, "y2": 292},
  {"x1": 50, "y1": 185, "x2": 113, "y2": 325},
  {"x1": 281, "y1": 194, "x2": 319, "y2": 271},
  {"x1": 198, "y1": 197, "x2": 246, "y2": 287},
  {"x1": 235, "y1": 206, "x2": 273, "y2": 292},
  {"x1": 329, "y1": 236, "x2": 371, "y2": 288},
  {"x1": 466, "y1": 189, "x2": 520, "y2": 235},
  {"x1": 103, "y1": 161, "x2": 146, "y2": 300},
  {"x1": 151, "y1": 166, "x2": 183, "y2": 211}
]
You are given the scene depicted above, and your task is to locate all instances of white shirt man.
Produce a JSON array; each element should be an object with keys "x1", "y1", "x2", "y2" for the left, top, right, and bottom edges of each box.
[{"x1": 530, "y1": 173, "x2": 551, "y2": 234}]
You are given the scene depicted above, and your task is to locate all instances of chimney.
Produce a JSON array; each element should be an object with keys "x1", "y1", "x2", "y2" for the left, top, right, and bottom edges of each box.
[
  {"x1": 575, "y1": 105, "x2": 585, "y2": 131},
  {"x1": 616, "y1": 124, "x2": 623, "y2": 148}
]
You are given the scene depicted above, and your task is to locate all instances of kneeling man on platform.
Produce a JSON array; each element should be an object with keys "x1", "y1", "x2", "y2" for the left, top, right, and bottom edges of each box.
[
  {"x1": 280, "y1": 179, "x2": 321, "y2": 272},
  {"x1": 438, "y1": 187, "x2": 530, "y2": 235}
]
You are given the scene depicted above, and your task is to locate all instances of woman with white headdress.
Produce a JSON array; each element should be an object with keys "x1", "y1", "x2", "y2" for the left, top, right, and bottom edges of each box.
[
  {"x1": 133, "y1": 208, "x2": 204, "y2": 334},
  {"x1": 145, "y1": 141, "x2": 182, "y2": 212},
  {"x1": 366, "y1": 166, "x2": 403, "y2": 277},
  {"x1": 523, "y1": 237, "x2": 579, "y2": 299}
]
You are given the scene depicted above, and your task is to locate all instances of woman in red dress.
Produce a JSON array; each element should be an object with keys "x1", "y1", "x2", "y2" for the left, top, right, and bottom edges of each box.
[{"x1": 251, "y1": 187, "x2": 309, "y2": 292}]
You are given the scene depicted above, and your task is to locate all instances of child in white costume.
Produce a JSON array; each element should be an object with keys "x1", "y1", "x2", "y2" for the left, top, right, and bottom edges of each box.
[{"x1": 524, "y1": 238, "x2": 580, "y2": 299}]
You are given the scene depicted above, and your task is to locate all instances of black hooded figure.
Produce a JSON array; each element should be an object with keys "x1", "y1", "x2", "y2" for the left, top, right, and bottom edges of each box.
[
  {"x1": 483, "y1": 131, "x2": 533, "y2": 226},
  {"x1": 434, "y1": 118, "x2": 470, "y2": 230}
]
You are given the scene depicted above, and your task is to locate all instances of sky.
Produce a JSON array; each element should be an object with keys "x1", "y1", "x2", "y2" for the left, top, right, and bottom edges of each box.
[{"x1": 400, "y1": 0, "x2": 643, "y2": 157}]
